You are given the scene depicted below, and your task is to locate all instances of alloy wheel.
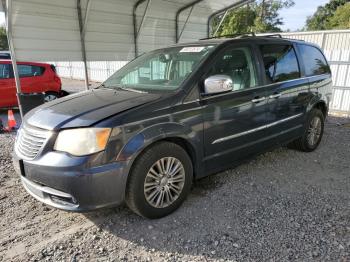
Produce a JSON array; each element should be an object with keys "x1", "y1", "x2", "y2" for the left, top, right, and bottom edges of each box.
[
  {"x1": 44, "y1": 94, "x2": 57, "y2": 102},
  {"x1": 307, "y1": 116, "x2": 322, "y2": 146},
  {"x1": 144, "y1": 157, "x2": 185, "y2": 208}
]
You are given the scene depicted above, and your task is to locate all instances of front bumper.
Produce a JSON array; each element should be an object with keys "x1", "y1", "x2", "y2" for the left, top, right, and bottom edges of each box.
[{"x1": 13, "y1": 151, "x2": 130, "y2": 212}]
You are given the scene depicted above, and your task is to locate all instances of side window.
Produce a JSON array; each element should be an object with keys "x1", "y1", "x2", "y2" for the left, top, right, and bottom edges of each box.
[
  {"x1": 0, "y1": 64, "x2": 10, "y2": 79},
  {"x1": 299, "y1": 44, "x2": 330, "y2": 76},
  {"x1": 260, "y1": 44, "x2": 300, "y2": 83},
  {"x1": 208, "y1": 47, "x2": 257, "y2": 91},
  {"x1": 18, "y1": 65, "x2": 45, "y2": 77}
]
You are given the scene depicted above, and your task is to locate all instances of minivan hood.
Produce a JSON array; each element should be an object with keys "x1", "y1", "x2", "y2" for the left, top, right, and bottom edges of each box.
[{"x1": 25, "y1": 88, "x2": 161, "y2": 130}]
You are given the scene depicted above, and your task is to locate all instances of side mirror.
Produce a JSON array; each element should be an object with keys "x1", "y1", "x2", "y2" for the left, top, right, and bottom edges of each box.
[{"x1": 204, "y1": 75, "x2": 233, "y2": 95}]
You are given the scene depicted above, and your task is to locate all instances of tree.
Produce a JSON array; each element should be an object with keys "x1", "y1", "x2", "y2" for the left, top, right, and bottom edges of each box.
[
  {"x1": 327, "y1": 3, "x2": 350, "y2": 29},
  {"x1": 212, "y1": 0, "x2": 295, "y2": 36},
  {"x1": 217, "y1": 6, "x2": 256, "y2": 36},
  {"x1": 305, "y1": 0, "x2": 349, "y2": 31},
  {"x1": 0, "y1": 27, "x2": 9, "y2": 50}
]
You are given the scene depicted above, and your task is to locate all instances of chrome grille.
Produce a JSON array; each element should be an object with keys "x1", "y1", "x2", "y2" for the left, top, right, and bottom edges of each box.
[{"x1": 16, "y1": 126, "x2": 50, "y2": 160}]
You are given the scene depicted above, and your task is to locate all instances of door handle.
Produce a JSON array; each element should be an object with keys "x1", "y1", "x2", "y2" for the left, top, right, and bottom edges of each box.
[
  {"x1": 251, "y1": 96, "x2": 266, "y2": 103},
  {"x1": 269, "y1": 93, "x2": 281, "y2": 99}
]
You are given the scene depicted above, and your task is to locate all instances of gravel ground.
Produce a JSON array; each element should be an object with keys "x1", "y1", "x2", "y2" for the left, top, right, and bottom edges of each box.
[{"x1": 0, "y1": 117, "x2": 349, "y2": 261}]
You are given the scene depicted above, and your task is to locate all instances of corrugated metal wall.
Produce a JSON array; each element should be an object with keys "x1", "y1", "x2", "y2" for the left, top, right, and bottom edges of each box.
[
  {"x1": 10, "y1": 0, "x2": 246, "y2": 61},
  {"x1": 54, "y1": 29, "x2": 350, "y2": 116}
]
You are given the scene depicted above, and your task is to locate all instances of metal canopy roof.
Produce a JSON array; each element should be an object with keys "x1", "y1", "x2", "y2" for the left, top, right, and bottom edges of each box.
[
  {"x1": 1, "y1": 0, "x2": 252, "y2": 115},
  {"x1": 2, "y1": 0, "x2": 252, "y2": 61}
]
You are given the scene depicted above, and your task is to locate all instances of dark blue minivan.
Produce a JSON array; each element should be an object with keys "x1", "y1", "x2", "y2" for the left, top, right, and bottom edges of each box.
[{"x1": 13, "y1": 35, "x2": 332, "y2": 218}]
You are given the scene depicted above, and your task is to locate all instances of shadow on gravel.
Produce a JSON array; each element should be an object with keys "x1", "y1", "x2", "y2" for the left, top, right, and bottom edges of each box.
[
  {"x1": 83, "y1": 167, "x2": 258, "y2": 260},
  {"x1": 82, "y1": 118, "x2": 350, "y2": 260}
]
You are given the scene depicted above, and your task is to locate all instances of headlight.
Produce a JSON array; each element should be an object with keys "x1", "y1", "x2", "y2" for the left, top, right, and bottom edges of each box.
[{"x1": 54, "y1": 128, "x2": 111, "y2": 156}]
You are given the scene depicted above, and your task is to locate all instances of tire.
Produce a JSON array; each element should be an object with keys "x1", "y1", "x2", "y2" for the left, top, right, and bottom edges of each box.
[
  {"x1": 125, "y1": 142, "x2": 193, "y2": 219},
  {"x1": 44, "y1": 92, "x2": 59, "y2": 102},
  {"x1": 289, "y1": 108, "x2": 324, "y2": 152}
]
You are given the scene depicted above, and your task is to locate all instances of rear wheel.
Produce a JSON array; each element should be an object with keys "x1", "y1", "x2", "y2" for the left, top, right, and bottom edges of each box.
[
  {"x1": 125, "y1": 142, "x2": 193, "y2": 219},
  {"x1": 289, "y1": 108, "x2": 324, "y2": 152},
  {"x1": 44, "y1": 92, "x2": 59, "y2": 102}
]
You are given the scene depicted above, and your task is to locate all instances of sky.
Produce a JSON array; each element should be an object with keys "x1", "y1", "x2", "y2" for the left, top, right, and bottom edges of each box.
[
  {"x1": 279, "y1": 0, "x2": 330, "y2": 31},
  {"x1": 0, "y1": 0, "x2": 329, "y2": 32}
]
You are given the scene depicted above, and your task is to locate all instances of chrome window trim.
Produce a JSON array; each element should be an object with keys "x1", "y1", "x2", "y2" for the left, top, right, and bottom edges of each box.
[
  {"x1": 200, "y1": 73, "x2": 330, "y2": 101},
  {"x1": 212, "y1": 113, "x2": 303, "y2": 144}
]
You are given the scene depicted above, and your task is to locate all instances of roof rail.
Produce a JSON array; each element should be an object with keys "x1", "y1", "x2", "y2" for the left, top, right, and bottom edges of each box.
[
  {"x1": 199, "y1": 33, "x2": 306, "y2": 42},
  {"x1": 262, "y1": 34, "x2": 282, "y2": 38},
  {"x1": 200, "y1": 32, "x2": 256, "y2": 40},
  {"x1": 259, "y1": 34, "x2": 305, "y2": 42}
]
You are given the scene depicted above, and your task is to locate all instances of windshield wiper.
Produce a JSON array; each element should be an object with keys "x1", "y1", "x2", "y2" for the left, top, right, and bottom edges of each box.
[
  {"x1": 114, "y1": 85, "x2": 148, "y2": 94},
  {"x1": 92, "y1": 83, "x2": 104, "y2": 89},
  {"x1": 97, "y1": 83, "x2": 148, "y2": 94}
]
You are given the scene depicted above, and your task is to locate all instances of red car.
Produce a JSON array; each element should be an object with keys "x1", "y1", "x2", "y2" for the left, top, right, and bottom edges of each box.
[{"x1": 0, "y1": 60, "x2": 62, "y2": 108}]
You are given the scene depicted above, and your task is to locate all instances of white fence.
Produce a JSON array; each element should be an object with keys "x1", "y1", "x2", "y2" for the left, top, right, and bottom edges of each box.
[
  {"x1": 52, "y1": 61, "x2": 128, "y2": 82},
  {"x1": 53, "y1": 29, "x2": 350, "y2": 116}
]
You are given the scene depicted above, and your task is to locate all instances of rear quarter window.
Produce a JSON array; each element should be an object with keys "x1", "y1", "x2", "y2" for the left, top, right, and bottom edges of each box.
[
  {"x1": 18, "y1": 65, "x2": 45, "y2": 77},
  {"x1": 298, "y1": 44, "x2": 330, "y2": 76}
]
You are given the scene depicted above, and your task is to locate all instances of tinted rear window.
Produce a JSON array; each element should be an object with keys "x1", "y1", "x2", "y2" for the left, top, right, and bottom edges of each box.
[
  {"x1": 18, "y1": 65, "x2": 45, "y2": 77},
  {"x1": 299, "y1": 44, "x2": 330, "y2": 76},
  {"x1": 260, "y1": 44, "x2": 300, "y2": 84},
  {"x1": 0, "y1": 64, "x2": 10, "y2": 78},
  {"x1": 0, "y1": 53, "x2": 11, "y2": 59}
]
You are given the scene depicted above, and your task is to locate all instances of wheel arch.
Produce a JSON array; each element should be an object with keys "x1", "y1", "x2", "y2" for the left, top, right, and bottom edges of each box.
[
  {"x1": 126, "y1": 135, "x2": 200, "y2": 177},
  {"x1": 310, "y1": 100, "x2": 328, "y2": 118},
  {"x1": 119, "y1": 123, "x2": 202, "y2": 197}
]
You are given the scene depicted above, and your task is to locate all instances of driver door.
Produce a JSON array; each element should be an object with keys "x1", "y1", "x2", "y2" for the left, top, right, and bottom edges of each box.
[{"x1": 201, "y1": 44, "x2": 269, "y2": 173}]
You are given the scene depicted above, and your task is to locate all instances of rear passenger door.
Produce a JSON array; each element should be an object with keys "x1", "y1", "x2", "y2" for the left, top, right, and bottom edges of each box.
[{"x1": 258, "y1": 43, "x2": 308, "y2": 143}]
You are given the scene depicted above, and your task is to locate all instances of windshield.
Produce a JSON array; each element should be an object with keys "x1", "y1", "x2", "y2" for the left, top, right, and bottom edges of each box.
[{"x1": 102, "y1": 45, "x2": 216, "y2": 92}]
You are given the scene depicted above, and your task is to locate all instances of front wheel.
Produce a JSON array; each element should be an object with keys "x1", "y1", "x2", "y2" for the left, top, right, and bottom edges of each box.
[
  {"x1": 125, "y1": 142, "x2": 193, "y2": 219},
  {"x1": 44, "y1": 91, "x2": 59, "y2": 102},
  {"x1": 289, "y1": 108, "x2": 324, "y2": 152}
]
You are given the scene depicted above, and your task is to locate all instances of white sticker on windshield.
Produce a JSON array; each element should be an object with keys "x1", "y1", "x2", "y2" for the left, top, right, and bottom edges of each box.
[{"x1": 180, "y1": 46, "x2": 205, "y2": 53}]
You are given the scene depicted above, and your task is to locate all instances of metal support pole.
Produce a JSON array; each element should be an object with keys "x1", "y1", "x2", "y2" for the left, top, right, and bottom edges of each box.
[
  {"x1": 77, "y1": 0, "x2": 89, "y2": 90},
  {"x1": 213, "y1": 10, "x2": 229, "y2": 37},
  {"x1": 4, "y1": 0, "x2": 23, "y2": 117},
  {"x1": 82, "y1": 0, "x2": 92, "y2": 38},
  {"x1": 177, "y1": 6, "x2": 194, "y2": 43},
  {"x1": 137, "y1": 0, "x2": 151, "y2": 36},
  {"x1": 175, "y1": 0, "x2": 204, "y2": 43},
  {"x1": 207, "y1": 0, "x2": 254, "y2": 37},
  {"x1": 133, "y1": 0, "x2": 151, "y2": 58}
]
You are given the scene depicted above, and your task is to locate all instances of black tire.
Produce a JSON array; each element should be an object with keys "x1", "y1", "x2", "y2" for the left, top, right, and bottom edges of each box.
[
  {"x1": 125, "y1": 142, "x2": 193, "y2": 219},
  {"x1": 289, "y1": 108, "x2": 324, "y2": 152},
  {"x1": 44, "y1": 91, "x2": 59, "y2": 102}
]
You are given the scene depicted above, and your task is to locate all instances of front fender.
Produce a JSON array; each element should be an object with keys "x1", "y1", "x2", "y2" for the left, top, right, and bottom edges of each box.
[{"x1": 116, "y1": 122, "x2": 203, "y2": 173}]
